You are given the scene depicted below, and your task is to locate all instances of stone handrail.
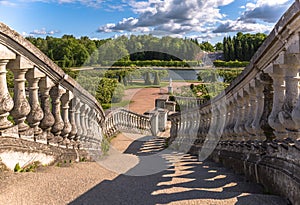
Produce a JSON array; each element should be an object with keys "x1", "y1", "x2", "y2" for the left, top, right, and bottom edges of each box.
[
  {"x1": 173, "y1": 96, "x2": 206, "y2": 111},
  {"x1": 103, "y1": 108, "x2": 151, "y2": 137},
  {"x1": 169, "y1": 1, "x2": 300, "y2": 204},
  {"x1": 103, "y1": 108, "x2": 151, "y2": 138},
  {"x1": 0, "y1": 22, "x2": 105, "y2": 151}
]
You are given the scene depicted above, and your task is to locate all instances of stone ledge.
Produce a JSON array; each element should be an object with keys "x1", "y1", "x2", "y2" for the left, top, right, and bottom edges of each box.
[
  {"x1": 0, "y1": 137, "x2": 90, "y2": 170},
  {"x1": 206, "y1": 148, "x2": 300, "y2": 205}
]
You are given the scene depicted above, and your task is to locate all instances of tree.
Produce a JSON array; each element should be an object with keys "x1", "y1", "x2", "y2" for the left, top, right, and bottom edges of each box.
[
  {"x1": 95, "y1": 78, "x2": 124, "y2": 104},
  {"x1": 144, "y1": 72, "x2": 152, "y2": 85},
  {"x1": 214, "y1": 42, "x2": 223, "y2": 51},
  {"x1": 153, "y1": 72, "x2": 160, "y2": 85}
]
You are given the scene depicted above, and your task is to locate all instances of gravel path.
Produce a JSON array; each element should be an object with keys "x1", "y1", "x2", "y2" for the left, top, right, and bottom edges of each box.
[
  {"x1": 0, "y1": 133, "x2": 288, "y2": 205},
  {"x1": 123, "y1": 82, "x2": 198, "y2": 114}
]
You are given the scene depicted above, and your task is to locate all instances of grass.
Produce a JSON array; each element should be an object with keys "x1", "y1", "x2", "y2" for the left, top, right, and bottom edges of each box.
[
  {"x1": 102, "y1": 100, "x2": 132, "y2": 110},
  {"x1": 14, "y1": 162, "x2": 41, "y2": 172}
]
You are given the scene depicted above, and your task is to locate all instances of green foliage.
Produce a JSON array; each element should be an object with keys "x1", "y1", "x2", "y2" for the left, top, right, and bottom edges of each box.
[
  {"x1": 27, "y1": 34, "x2": 209, "y2": 69},
  {"x1": 95, "y1": 78, "x2": 124, "y2": 104},
  {"x1": 14, "y1": 163, "x2": 21, "y2": 172},
  {"x1": 199, "y1": 41, "x2": 215, "y2": 52},
  {"x1": 112, "y1": 83, "x2": 125, "y2": 103},
  {"x1": 109, "y1": 60, "x2": 200, "y2": 67},
  {"x1": 14, "y1": 162, "x2": 40, "y2": 172},
  {"x1": 101, "y1": 137, "x2": 110, "y2": 156},
  {"x1": 197, "y1": 68, "x2": 243, "y2": 84},
  {"x1": 7, "y1": 70, "x2": 14, "y2": 89},
  {"x1": 214, "y1": 42, "x2": 224, "y2": 51},
  {"x1": 217, "y1": 69, "x2": 243, "y2": 83},
  {"x1": 213, "y1": 60, "x2": 249, "y2": 68},
  {"x1": 144, "y1": 72, "x2": 152, "y2": 85},
  {"x1": 153, "y1": 72, "x2": 160, "y2": 85},
  {"x1": 197, "y1": 70, "x2": 218, "y2": 83},
  {"x1": 62, "y1": 67, "x2": 79, "y2": 79},
  {"x1": 223, "y1": 32, "x2": 267, "y2": 61},
  {"x1": 80, "y1": 157, "x2": 86, "y2": 162}
]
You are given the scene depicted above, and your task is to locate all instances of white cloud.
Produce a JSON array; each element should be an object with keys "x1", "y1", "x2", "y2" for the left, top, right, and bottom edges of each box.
[
  {"x1": 214, "y1": 19, "x2": 272, "y2": 33},
  {"x1": 214, "y1": 0, "x2": 293, "y2": 33},
  {"x1": 29, "y1": 28, "x2": 60, "y2": 35},
  {"x1": 98, "y1": 0, "x2": 235, "y2": 35},
  {"x1": 19, "y1": 0, "x2": 106, "y2": 8},
  {"x1": 0, "y1": 0, "x2": 17, "y2": 6}
]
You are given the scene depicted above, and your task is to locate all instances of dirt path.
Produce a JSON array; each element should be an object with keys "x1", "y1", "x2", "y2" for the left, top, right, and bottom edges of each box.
[
  {"x1": 0, "y1": 133, "x2": 288, "y2": 205},
  {"x1": 123, "y1": 82, "x2": 196, "y2": 114}
]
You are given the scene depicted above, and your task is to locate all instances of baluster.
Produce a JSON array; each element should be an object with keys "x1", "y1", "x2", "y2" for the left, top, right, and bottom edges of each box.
[
  {"x1": 69, "y1": 97, "x2": 79, "y2": 147},
  {"x1": 7, "y1": 56, "x2": 33, "y2": 137},
  {"x1": 61, "y1": 90, "x2": 74, "y2": 148},
  {"x1": 39, "y1": 77, "x2": 55, "y2": 144},
  {"x1": 251, "y1": 77, "x2": 265, "y2": 141},
  {"x1": 266, "y1": 63, "x2": 288, "y2": 140},
  {"x1": 279, "y1": 53, "x2": 300, "y2": 136},
  {"x1": 259, "y1": 72, "x2": 275, "y2": 141},
  {"x1": 0, "y1": 55, "x2": 15, "y2": 133},
  {"x1": 240, "y1": 88, "x2": 250, "y2": 140},
  {"x1": 26, "y1": 67, "x2": 45, "y2": 141},
  {"x1": 217, "y1": 102, "x2": 226, "y2": 138},
  {"x1": 245, "y1": 81, "x2": 257, "y2": 137},
  {"x1": 74, "y1": 100, "x2": 82, "y2": 148},
  {"x1": 87, "y1": 108, "x2": 94, "y2": 138},
  {"x1": 233, "y1": 92, "x2": 243, "y2": 141},
  {"x1": 80, "y1": 104, "x2": 89, "y2": 147},
  {"x1": 50, "y1": 84, "x2": 66, "y2": 145}
]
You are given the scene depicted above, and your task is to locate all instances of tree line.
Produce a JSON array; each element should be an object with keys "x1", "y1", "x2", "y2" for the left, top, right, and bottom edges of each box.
[
  {"x1": 223, "y1": 32, "x2": 267, "y2": 61},
  {"x1": 26, "y1": 34, "x2": 217, "y2": 69}
]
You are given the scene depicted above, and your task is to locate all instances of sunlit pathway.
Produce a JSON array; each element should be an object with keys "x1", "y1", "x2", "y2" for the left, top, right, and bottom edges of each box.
[{"x1": 0, "y1": 133, "x2": 288, "y2": 205}]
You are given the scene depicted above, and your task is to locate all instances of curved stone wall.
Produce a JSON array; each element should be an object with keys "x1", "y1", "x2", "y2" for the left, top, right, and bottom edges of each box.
[
  {"x1": 169, "y1": 1, "x2": 300, "y2": 204},
  {"x1": 0, "y1": 22, "x2": 105, "y2": 164}
]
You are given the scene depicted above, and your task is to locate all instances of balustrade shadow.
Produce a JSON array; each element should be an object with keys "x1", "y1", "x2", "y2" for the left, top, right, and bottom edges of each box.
[{"x1": 70, "y1": 135, "x2": 287, "y2": 205}]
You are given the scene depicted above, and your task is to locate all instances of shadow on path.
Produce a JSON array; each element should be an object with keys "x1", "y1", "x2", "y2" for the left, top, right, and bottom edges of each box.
[{"x1": 70, "y1": 135, "x2": 288, "y2": 205}]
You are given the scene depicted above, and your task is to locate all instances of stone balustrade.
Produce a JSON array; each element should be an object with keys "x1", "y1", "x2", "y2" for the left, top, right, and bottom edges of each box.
[
  {"x1": 173, "y1": 96, "x2": 205, "y2": 111},
  {"x1": 103, "y1": 108, "x2": 151, "y2": 138},
  {"x1": 0, "y1": 23, "x2": 105, "y2": 152},
  {"x1": 169, "y1": 1, "x2": 300, "y2": 204}
]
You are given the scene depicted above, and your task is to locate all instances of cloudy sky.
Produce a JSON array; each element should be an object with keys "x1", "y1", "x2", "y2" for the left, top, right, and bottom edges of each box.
[{"x1": 0, "y1": 0, "x2": 294, "y2": 44}]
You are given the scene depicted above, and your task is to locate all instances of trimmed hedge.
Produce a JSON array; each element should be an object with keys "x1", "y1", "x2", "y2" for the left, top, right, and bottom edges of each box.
[
  {"x1": 100, "y1": 60, "x2": 201, "y2": 67},
  {"x1": 213, "y1": 60, "x2": 249, "y2": 68}
]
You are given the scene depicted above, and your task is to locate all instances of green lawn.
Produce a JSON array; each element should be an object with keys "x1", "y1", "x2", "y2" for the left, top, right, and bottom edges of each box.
[{"x1": 102, "y1": 100, "x2": 133, "y2": 110}]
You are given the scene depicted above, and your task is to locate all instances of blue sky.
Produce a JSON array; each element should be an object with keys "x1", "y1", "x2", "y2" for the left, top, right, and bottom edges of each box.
[{"x1": 0, "y1": 0, "x2": 295, "y2": 44}]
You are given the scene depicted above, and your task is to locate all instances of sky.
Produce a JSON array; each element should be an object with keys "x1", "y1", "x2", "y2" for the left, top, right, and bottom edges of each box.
[{"x1": 0, "y1": 0, "x2": 295, "y2": 44}]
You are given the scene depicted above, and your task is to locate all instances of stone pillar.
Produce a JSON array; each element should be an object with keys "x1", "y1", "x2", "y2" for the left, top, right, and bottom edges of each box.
[
  {"x1": 69, "y1": 97, "x2": 79, "y2": 147},
  {"x1": 251, "y1": 77, "x2": 265, "y2": 141},
  {"x1": 265, "y1": 63, "x2": 288, "y2": 140},
  {"x1": 217, "y1": 102, "x2": 226, "y2": 138},
  {"x1": 74, "y1": 100, "x2": 83, "y2": 148},
  {"x1": 61, "y1": 90, "x2": 74, "y2": 147},
  {"x1": 259, "y1": 72, "x2": 275, "y2": 141},
  {"x1": 39, "y1": 77, "x2": 55, "y2": 144},
  {"x1": 224, "y1": 100, "x2": 234, "y2": 141},
  {"x1": 26, "y1": 67, "x2": 45, "y2": 141},
  {"x1": 278, "y1": 53, "x2": 300, "y2": 134},
  {"x1": 150, "y1": 111, "x2": 159, "y2": 136},
  {"x1": 7, "y1": 56, "x2": 33, "y2": 136},
  {"x1": 0, "y1": 45, "x2": 16, "y2": 135},
  {"x1": 0, "y1": 59, "x2": 15, "y2": 132},
  {"x1": 50, "y1": 84, "x2": 66, "y2": 144},
  {"x1": 233, "y1": 92, "x2": 243, "y2": 140},
  {"x1": 80, "y1": 104, "x2": 90, "y2": 142},
  {"x1": 245, "y1": 81, "x2": 257, "y2": 137}
]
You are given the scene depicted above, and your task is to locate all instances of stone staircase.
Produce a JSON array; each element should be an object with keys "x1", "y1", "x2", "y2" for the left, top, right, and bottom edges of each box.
[{"x1": 71, "y1": 132, "x2": 290, "y2": 205}]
